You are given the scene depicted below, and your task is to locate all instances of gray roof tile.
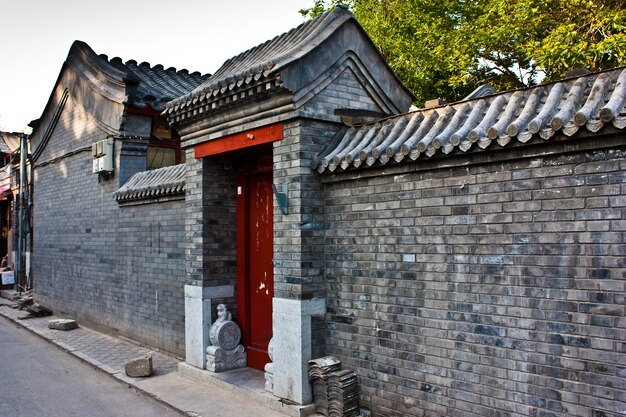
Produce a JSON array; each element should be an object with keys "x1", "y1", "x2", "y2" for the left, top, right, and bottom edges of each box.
[
  {"x1": 165, "y1": 6, "x2": 354, "y2": 117},
  {"x1": 314, "y1": 67, "x2": 626, "y2": 173},
  {"x1": 103, "y1": 53, "x2": 209, "y2": 111},
  {"x1": 113, "y1": 163, "x2": 186, "y2": 202},
  {"x1": 67, "y1": 41, "x2": 209, "y2": 112}
]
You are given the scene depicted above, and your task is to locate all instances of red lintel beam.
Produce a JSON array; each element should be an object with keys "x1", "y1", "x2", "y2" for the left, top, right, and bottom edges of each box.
[{"x1": 194, "y1": 123, "x2": 283, "y2": 158}]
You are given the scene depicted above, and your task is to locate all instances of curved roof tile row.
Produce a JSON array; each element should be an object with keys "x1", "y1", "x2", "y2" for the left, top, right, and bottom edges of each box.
[
  {"x1": 314, "y1": 67, "x2": 626, "y2": 173},
  {"x1": 165, "y1": 6, "x2": 354, "y2": 117},
  {"x1": 105, "y1": 55, "x2": 209, "y2": 111},
  {"x1": 113, "y1": 163, "x2": 186, "y2": 202},
  {"x1": 165, "y1": 67, "x2": 278, "y2": 117}
]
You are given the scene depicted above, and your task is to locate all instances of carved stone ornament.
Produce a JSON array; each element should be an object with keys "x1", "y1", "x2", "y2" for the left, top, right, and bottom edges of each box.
[
  {"x1": 206, "y1": 304, "x2": 246, "y2": 372},
  {"x1": 206, "y1": 345, "x2": 246, "y2": 372},
  {"x1": 209, "y1": 304, "x2": 241, "y2": 350}
]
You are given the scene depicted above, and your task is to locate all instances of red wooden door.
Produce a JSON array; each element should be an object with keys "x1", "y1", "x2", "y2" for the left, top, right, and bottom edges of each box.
[{"x1": 237, "y1": 169, "x2": 274, "y2": 370}]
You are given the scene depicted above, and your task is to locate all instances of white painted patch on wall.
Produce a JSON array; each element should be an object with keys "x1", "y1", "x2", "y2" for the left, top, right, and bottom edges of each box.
[{"x1": 402, "y1": 254, "x2": 416, "y2": 263}]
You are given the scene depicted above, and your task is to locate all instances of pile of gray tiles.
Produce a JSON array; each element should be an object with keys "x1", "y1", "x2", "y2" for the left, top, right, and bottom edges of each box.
[{"x1": 309, "y1": 356, "x2": 359, "y2": 417}]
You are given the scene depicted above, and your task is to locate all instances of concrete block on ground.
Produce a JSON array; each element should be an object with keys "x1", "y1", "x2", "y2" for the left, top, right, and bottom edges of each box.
[
  {"x1": 48, "y1": 319, "x2": 78, "y2": 331},
  {"x1": 125, "y1": 353, "x2": 153, "y2": 377},
  {"x1": 0, "y1": 290, "x2": 20, "y2": 300},
  {"x1": 25, "y1": 304, "x2": 52, "y2": 317}
]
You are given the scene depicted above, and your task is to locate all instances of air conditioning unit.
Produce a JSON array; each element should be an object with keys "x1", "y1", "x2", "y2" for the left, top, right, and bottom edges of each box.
[{"x1": 92, "y1": 139, "x2": 114, "y2": 174}]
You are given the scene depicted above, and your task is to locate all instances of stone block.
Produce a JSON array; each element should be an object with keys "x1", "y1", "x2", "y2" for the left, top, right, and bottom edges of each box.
[
  {"x1": 48, "y1": 319, "x2": 78, "y2": 331},
  {"x1": 125, "y1": 354, "x2": 153, "y2": 377}
]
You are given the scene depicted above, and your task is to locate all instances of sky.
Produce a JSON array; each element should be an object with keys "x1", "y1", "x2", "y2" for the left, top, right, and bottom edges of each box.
[{"x1": 0, "y1": 0, "x2": 313, "y2": 133}]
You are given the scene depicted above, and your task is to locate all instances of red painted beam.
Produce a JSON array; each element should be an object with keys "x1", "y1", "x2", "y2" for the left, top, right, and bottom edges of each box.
[{"x1": 194, "y1": 123, "x2": 283, "y2": 158}]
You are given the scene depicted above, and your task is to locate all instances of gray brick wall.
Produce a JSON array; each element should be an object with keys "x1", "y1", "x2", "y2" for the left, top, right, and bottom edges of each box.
[
  {"x1": 273, "y1": 119, "x2": 341, "y2": 359},
  {"x1": 273, "y1": 119, "x2": 337, "y2": 301},
  {"x1": 32, "y1": 99, "x2": 187, "y2": 356},
  {"x1": 272, "y1": 61, "x2": 403, "y2": 362},
  {"x1": 183, "y1": 149, "x2": 238, "y2": 313},
  {"x1": 322, "y1": 144, "x2": 626, "y2": 417},
  {"x1": 306, "y1": 69, "x2": 378, "y2": 114}
]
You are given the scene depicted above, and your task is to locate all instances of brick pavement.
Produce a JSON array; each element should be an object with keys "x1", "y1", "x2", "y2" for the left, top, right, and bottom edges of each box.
[{"x1": 0, "y1": 296, "x2": 312, "y2": 417}]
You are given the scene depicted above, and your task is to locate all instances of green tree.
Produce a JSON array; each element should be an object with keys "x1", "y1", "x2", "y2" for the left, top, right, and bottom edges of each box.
[{"x1": 301, "y1": 0, "x2": 626, "y2": 105}]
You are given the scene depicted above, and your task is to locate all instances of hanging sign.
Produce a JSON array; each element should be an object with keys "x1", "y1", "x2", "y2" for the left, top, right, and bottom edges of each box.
[{"x1": 1, "y1": 271, "x2": 14, "y2": 285}]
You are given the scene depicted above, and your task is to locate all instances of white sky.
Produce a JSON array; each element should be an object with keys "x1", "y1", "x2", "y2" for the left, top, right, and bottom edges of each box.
[{"x1": 0, "y1": 0, "x2": 313, "y2": 132}]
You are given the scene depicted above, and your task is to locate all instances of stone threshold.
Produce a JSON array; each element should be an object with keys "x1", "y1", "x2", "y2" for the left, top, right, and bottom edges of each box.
[{"x1": 178, "y1": 363, "x2": 316, "y2": 417}]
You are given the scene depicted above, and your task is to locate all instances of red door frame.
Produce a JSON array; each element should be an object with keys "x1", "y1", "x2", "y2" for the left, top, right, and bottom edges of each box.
[{"x1": 236, "y1": 153, "x2": 274, "y2": 371}]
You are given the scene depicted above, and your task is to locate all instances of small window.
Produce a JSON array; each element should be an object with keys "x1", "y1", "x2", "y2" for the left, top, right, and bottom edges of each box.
[
  {"x1": 146, "y1": 117, "x2": 182, "y2": 170},
  {"x1": 147, "y1": 146, "x2": 177, "y2": 170}
]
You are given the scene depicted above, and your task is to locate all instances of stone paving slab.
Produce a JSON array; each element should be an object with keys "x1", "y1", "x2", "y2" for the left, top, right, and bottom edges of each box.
[{"x1": 0, "y1": 298, "x2": 300, "y2": 417}]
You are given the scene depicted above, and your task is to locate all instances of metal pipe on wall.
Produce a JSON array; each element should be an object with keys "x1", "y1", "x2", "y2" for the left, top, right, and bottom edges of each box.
[{"x1": 15, "y1": 133, "x2": 27, "y2": 294}]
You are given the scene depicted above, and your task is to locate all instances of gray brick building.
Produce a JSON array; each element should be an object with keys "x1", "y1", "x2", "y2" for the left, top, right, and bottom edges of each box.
[
  {"x1": 28, "y1": 41, "x2": 208, "y2": 355},
  {"x1": 28, "y1": 6, "x2": 625, "y2": 417},
  {"x1": 166, "y1": 6, "x2": 625, "y2": 417}
]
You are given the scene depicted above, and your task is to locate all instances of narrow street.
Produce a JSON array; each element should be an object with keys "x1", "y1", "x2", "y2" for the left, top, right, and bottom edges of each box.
[{"x1": 0, "y1": 317, "x2": 182, "y2": 417}]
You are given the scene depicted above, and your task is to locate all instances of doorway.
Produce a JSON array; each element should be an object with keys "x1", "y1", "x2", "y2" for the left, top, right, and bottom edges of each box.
[{"x1": 236, "y1": 154, "x2": 274, "y2": 371}]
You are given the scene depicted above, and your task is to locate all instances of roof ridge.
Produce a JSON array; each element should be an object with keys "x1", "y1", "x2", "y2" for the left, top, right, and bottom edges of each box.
[
  {"x1": 105, "y1": 55, "x2": 206, "y2": 79},
  {"x1": 269, "y1": 6, "x2": 352, "y2": 69},
  {"x1": 81, "y1": 46, "x2": 210, "y2": 110}
]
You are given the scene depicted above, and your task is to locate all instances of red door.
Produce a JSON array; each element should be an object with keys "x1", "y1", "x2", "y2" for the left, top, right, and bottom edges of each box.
[{"x1": 237, "y1": 168, "x2": 274, "y2": 371}]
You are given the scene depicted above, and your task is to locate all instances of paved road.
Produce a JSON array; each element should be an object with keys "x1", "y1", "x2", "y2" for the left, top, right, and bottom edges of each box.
[{"x1": 0, "y1": 317, "x2": 182, "y2": 417}]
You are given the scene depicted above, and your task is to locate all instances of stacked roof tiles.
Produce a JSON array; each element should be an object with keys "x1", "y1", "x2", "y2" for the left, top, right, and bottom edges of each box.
[{"x1": 314, "y1": 67, "x2": 626, "y2": 173}]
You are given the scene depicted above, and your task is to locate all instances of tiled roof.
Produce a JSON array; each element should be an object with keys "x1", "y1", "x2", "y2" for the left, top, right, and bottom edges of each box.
[
  {"x1": 107, "y1": 56, "x2": 209, "y2": 111},
  {"x1": 71, "y1": 41, "x2": 210, "y2": 112},
  {"x1": 314, "y1": 67, "x2": 626, "y2": 173},
  {"x1": 0, "y1": 132, "x2": 22, "y2": 155},
  {"x1": 165, "y1": 6, "x2": 355, "y2": 118},
  {"x1": 113, "y1": 163, "x2": 186, "y2": 203}
]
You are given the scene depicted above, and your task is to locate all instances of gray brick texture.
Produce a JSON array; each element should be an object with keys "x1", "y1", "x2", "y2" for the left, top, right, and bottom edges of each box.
[
  {"x1": 32, "y1": 100, "x2": 187, "y2": 356},
  {"x1": 322, "y1": 146, "x2": 626, "y2": 417},
  {"x1": 273, "y1": 119, "x2": 338, "y2": 301},
  {"x1": 274, "y1": 119, "x2": 342, "y2": 360},
  {"x1": 306, "y1": 70, "x2": 378, "y2": 115},
  {"x1": 184, "y1": 152, "x2": 236, "y2": 285},
  {"x1": 183, "y1": 150, "x2": 238, "y2": 314}
]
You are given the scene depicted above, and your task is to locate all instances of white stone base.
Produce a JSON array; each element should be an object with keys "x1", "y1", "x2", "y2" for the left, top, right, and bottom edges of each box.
[
  {"x1": 272, "y1": 297, "x2": 325, "y2": 405},
  {"x1": 184, "y1": 285, "x2": 234, "y2": 369},
  {"x1": 264, "y1": 362, "x2": 274, "y2": 392}
]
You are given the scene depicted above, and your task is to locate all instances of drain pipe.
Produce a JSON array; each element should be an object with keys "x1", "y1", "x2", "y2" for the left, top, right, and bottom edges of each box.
[
  {"x1": 27, "y1": 144, "x2": 33, "y2": 291},
  {"x1": 15, "y1": 133, "x2": 27, "y2": 294}
]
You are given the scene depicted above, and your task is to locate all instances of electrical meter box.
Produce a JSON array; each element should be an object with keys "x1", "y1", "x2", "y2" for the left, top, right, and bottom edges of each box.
[{"x1": 92, "y1": 139, "x2": 114, "y2": 173}]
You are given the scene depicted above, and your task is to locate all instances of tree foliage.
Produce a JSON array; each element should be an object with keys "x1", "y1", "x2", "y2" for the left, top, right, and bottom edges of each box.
[{"x1": 300, "y1": 0, "x2": 626, "y2": 105}]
